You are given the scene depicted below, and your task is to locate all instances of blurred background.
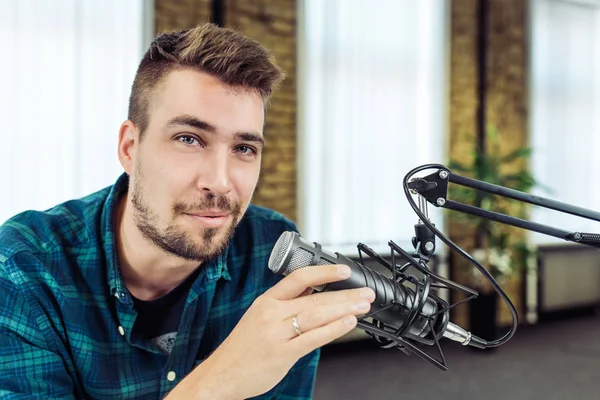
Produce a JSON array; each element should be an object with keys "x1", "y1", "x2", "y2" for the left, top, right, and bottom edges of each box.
[{"x1": 1, "y1": 0, "x2": 600, "y2": 398}]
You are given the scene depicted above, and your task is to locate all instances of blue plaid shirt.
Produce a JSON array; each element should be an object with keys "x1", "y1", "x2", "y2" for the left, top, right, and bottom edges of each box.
[{"x1": 0, "y1": 173, "x2": 319, "y2": 399}]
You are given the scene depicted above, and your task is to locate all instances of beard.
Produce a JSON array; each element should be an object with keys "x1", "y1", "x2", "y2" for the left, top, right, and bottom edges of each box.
[{"x1": 130, "y1": 174, "x2": 243, "y2": 263}]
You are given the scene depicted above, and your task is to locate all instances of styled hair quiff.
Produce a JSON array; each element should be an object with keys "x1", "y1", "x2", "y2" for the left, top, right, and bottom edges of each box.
[{"x1": 128, "y1": 23, "x2": 285, "y2": 139}]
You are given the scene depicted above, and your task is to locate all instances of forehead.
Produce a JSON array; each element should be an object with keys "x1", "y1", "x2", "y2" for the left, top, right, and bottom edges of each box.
[{"x1": 149, "y1": 68, "x2": 265, "y2": 133}]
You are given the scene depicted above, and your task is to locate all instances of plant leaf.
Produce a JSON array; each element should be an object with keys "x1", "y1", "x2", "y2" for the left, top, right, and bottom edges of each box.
[
  {"x1": 448, "y1": 160, "x2": 470, "y2": 173},
  {"x1": 500, "y1": 147, "x2": 532, "y2": 163}
]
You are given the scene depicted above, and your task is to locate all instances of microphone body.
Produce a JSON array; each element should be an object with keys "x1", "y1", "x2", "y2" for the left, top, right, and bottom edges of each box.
[{"x1": 268, "y1": 231, "x2": 484, "y2": 348}]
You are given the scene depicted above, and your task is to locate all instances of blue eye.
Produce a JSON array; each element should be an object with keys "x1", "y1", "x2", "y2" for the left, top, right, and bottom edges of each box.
[
  {"x1": 177, "y1": 135, "x2": 200, "y2": 146},
  {"x1": 236, "y1": 145, "x2": 257, "y2": 156}
]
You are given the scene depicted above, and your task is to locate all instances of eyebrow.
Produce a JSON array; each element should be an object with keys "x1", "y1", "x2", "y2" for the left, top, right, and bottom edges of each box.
[
  {"x1": 165, "y1": 115, "x2": 217, "y2": 133},
  {"x1": 165, "y1": 115, "x2": 264, "y2": 147}
]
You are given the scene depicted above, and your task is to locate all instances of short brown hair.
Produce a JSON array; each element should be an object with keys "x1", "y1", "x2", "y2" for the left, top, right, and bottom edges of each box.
[{"x1": 128, "y1": 23, "x2": 284, "y2": 139}]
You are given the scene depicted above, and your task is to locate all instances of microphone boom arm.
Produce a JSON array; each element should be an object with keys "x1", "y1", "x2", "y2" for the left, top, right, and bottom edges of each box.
[
  {"x1": 407, "y1": 165, "x2": 600, "y2": 248},
  {"x1": 389, "y1": 163, "x2": 600, "y2": 366}
]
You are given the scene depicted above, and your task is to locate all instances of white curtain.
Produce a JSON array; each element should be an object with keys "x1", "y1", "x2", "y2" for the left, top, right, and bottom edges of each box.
[
  {"x1": 530, "y1": 0, "x2": 600, "y2": 245},
  {"x1": 0, "y1": 0, "x2": 152, "y2": 224},
  {"x1": 297, "y1": 0, "x2": 448, "y2": 254}
]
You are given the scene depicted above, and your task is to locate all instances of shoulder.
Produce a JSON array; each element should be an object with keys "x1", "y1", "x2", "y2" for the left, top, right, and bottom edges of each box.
[
  {"x1": 0, "y1": 185, "x2": 112, "y2": 263},
  {"x1": 241, "y1": 204, "x2": 298, "y2": 234},
  {"x1": 231, "y1": 204, "x2": 299, "y2": 252},
  {"x1": 243, "y1": 204, "x2": 297, "y2": 227},
  {"x1": 226, "y1": 204, "x2": 298, "y2": 281}
]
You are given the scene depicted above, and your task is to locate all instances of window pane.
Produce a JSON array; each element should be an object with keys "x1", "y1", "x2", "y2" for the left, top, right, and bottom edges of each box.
[
  {"x1": 0, "y1": 0, "x2": 149, "y2": 224},
  {"x1": 297, "y1": 0, "x2": 448, "y2": 254},
  {"x1": 530, "y1": 0, "x2": 600, "y2": 245}
]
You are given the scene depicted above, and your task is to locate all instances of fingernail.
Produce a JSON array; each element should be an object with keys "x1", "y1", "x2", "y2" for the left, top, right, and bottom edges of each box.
[
  {"x1": 344, "y1": 315, "x2": 357, "y2": 327},
  {"x1": 354, "y1": 301, "x2": 370, "y2": 311},
  {"x1": 337, "y1": 265, "x2": 351, "y2": 278},
  {"x1": 361, "y1": 288, "x2": 375, "y2": 300}
]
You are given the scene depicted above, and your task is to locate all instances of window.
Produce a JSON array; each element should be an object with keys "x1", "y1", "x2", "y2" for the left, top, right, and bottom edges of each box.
[
  {"x1": 0, "y1": 0, "x2": 153, "y2": 224},
  {"x1": 297, "y1": 0, "x2": 448, "y2": 255},
  {"x1": 529, "y1": 0, "x2": 600, "y2": 245}
]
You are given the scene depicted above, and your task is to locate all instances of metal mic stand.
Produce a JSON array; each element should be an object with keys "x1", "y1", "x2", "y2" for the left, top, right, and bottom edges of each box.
[
  {"x1": 407, "y1": 166, "x2": 600, "y2": 249},
  {"x1": 350, "y1": 191, "x2": 480, "y2": 371},
  {"x1": 342, "y1": 163, "x2": 599, "y2": 371},
  {"x1": 405, "y1": 163, "x2": 600, "y2": 358}
]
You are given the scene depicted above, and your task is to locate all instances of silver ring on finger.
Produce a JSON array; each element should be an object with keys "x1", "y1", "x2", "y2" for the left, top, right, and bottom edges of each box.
[{"x1": 292, "y1": 315, "x2": 302, "y2": 336}]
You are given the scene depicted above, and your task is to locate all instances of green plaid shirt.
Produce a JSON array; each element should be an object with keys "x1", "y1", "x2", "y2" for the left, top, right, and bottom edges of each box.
[{"x1": 0, "y1": 173, "x2": 319, "y2": 399}]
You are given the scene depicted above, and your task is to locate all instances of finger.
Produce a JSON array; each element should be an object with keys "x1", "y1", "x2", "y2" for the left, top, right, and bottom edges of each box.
[
  {"x1": 287, "y1": 287, "x2": 375, "y2": 316},
  {"x1": 298, "y1": 288, "x2": 314, "y2": 297},
  {"x1": 265, "y1": 264, "x2": 351, "y2": 300},
  {"x1": 285, "y1": 315, "x2": 358, "y2": 358},
  {"x1": 287, "y1": 300, "x2": 371, "y2": 339}
]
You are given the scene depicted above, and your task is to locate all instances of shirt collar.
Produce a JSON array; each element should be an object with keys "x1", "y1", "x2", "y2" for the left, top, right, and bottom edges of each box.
[
  {"x1": 102, "y1": 173, "x2": 130, "y2": 301},
  {"x1": 101, "y1": 173, "x2": 231, "y2": 303}
]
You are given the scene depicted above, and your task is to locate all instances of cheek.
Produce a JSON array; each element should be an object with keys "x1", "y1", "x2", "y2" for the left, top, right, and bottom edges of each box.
[
  {"x1": 233, "y1": 163, "x2": 260, "y2": 202},
  {"x1": 137, "y1": 157, "x2": 186, "y2": 211}
]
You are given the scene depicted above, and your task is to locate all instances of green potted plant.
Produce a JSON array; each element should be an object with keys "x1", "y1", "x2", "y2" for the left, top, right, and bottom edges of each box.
[{"x1": 447, "y1": 126, "x2": 541, "y2": 340}]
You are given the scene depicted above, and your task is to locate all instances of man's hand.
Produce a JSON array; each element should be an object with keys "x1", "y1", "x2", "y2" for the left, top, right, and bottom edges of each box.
[{"x1": 166, "y1": 264, "x2": 375, "y2": 400}]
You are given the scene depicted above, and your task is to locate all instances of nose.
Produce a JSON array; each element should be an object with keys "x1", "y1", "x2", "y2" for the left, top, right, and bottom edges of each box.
[{"x1": 199, "y1": 150, "x2": 233, "y2": 196}]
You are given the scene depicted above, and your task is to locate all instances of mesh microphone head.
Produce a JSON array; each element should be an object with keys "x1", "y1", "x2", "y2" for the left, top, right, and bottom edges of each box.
[
  {"x1": 268, "y1": 231, "x2": 333, "y2": 291},
  {"x1": 288, "y1": 247, "x2": 317, "y2": 274},
  {"x1": 268, "y1": 231, "x2": 296, "y2": 274},
  {"x1": 269, "y1": 231, "x2": 325, "y2": 276}
]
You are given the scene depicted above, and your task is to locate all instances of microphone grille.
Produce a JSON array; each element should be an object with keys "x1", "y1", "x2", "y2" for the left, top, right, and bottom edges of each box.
[
  {"x1": 268, "y1": 231, "x2": 333, "y2": 292},
  {"x1": 289, "y1": 247, "x2": 331, "y2": 291},
  {"x1": 268, "y1": 231, "x2": 295, "y2": 274},
  {"x1": 287, "y1": 247, "x2": 315, "y2": 273}
]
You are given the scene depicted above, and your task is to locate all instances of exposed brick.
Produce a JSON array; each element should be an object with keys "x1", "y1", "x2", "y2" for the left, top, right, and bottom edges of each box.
[
  {"x1": 155, "y1": 0, "x2": 212, "y2": 32},
  {"x1": 225, "y1": 0, "x2": 298, "y2": 222},
  {"x1": 449, "y1": 0, "x2": 527, "y2": 329}
]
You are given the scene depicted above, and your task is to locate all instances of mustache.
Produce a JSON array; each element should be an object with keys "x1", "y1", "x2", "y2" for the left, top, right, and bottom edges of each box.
[{"x1": 172, "y1": 194, "x2": 239, "y2": 215}]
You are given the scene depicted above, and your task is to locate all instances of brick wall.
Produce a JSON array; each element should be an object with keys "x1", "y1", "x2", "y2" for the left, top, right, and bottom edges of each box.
[
  {"x1": 225, "y1": 1, "x2": 298, "y2": 222},
  {"x1": 449, "y1": 0, "x2": 528, "y2": 328},
  {"x1": 155, "y1": 0, "x2": 212, "y2": 32},
  {"x1": 487, "y1": 0, "x2": 528, "y2": 326},
  {"x1": 448, "y1": 0, "x2": 479, "y2": 329}
]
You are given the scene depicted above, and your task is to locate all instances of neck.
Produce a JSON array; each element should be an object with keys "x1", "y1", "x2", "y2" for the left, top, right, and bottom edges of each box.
[{"x1": 114, "y1": 194, "x2": 200, "y2": 301}]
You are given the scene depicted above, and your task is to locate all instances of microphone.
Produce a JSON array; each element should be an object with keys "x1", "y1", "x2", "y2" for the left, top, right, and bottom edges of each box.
[{"x1": 268, "y1": 231, "x2": 487, "y2": 350}]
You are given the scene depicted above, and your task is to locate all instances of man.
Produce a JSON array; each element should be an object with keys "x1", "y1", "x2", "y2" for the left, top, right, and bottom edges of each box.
[{"x1": 0, "y1": 23, "x2": 375, "y2": 399}]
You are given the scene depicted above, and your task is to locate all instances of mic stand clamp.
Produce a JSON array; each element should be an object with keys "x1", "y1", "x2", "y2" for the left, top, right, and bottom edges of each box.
[{"x1": 351, "y1": 196, "x2": 480, "y2": 370}]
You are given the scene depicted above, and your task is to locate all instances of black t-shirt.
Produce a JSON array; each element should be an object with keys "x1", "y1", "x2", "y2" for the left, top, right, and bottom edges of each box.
[{"x1": 131, "y1": 269, "x2": 201, "y2": 354}]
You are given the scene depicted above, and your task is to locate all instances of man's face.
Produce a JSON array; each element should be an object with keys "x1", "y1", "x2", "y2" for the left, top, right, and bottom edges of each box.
[{"x1": 127, "y1": 69, "x2": 265, "y2": 262}]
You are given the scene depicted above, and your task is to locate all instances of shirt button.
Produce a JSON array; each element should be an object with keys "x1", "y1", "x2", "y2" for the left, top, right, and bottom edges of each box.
[
  {"x1": 118, "y1": 326, "x2": 125, "y2": 336},
  {"x1": 167, "y1": 371, "x2": 177, "y2": 382}
]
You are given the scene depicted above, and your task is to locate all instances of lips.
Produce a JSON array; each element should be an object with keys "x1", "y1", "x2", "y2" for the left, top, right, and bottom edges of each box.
[
  {"x1": 184, "y1": 211, "x2": 231, "y2": 228},
  {"x1": 191, "y1": 211, "x2": 229, "y2": 218}
]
